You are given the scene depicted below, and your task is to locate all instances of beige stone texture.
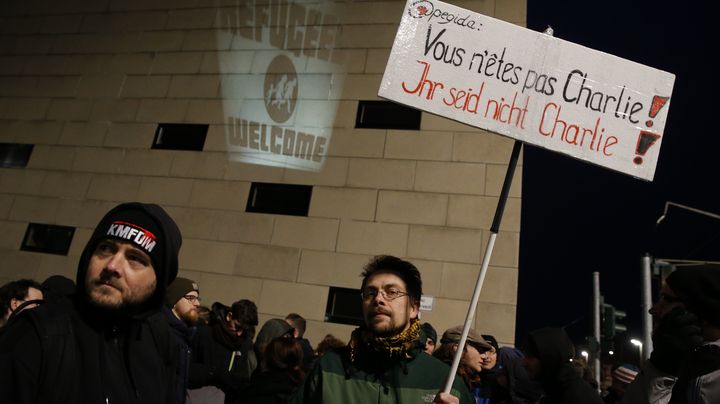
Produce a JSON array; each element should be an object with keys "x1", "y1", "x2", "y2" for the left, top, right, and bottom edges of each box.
[
  {"x1": 297, "y1": 250, "x2": 371, "y2": 289},
  {"x1": 89, "y1": 99, "x2": 140, "y2": 121},
  {"x1": 135, "y1": 31, "x2": 186, "y2": 52},
  {"x1": 200, "y1": 51, "x2": 254, "y2": 74},
  {"x1": 76, "y1": 74, "x2": 126, "y2": 98},
  {"x1": 0, "y1": 169, "x2": 46, "y2": 196},
  {"x1": 0, "y1": 220, "x2": 27, "y2": 250},
  {"x1": 170, "y1": 151, "x2": 227, "y2": 179},
  {"x1": 180, "y1": 270, "x2": 263, "y2": 305},
  {"x1": 55, "y1": 199, "x2": 117, "y2": 228},
  {"x1": 283, "y1": 158, "x2": 349, "y2": 187},
  {"x1": 151, "y1": 52, "x2": 204, "y2": 74},
  {"x1": 325, "y1": 128, "x2": 386, "y2": 159},
  {"x1": 364, "y1": 49, "x2": 391, "y2": 73},
  {"x1": 474, "y1": 302, "x2": 517, "y2": 345},
  {"x1": 336, "y1": 24, "x2": 397, "y2": 49},
  {"x1": 453, "y1": 131, "x2": 519, "y2": 164},
  {"x1": 418, "y1": 297, "x2": 474, "y2": 337},
  {"x1": 136, "y1": 99, "x2": 190, "y2": 123},
  {"x1": 80, "y1": 11, "x2": 167, "y2": 33},
  {"x1": 39, "y1": 172, "x2": 92, "y2": 199},
  {"x1": 486, "y1": 231, "x2": 520, "y2": 268},
  {"x1": 309, "y1": 187, "x2": 377, "y2": 221},
  {"x1": 121, "y1": 75, "x2": 172, "y2": 98},
  {"x1": 72, "y1": 147, "x2": 126, "y2": 174},
  {"x1": 421, "y1": 114, "x2": 476, "y2": 132},
  {"x1": 224, "y1": 160, "x2": 284, "y2": 183},
  {"x1": 377, "y1": 190, "x2": 447, "y2": 226},
  {"x1": 385, "y1": 131, "x2": 453, "y2": 161},
  {"x1": 120, "y1": 149, "x2": 175, "y2": 177},
  {"x1": 259, "y1": 280, "x2": 328, "y2": 320},
  {"x1": 336, "y1": 220, "x2": 408, "y2": 257},
  {"x1": 215, "y1": 211, "x2": 275, "y2": 244},
  {"x1": 415, "y1": 161, "x2": 485, "y2": 195},
  {"x1": 189, "y1": 179, "x2": 250, "y2": 211},
  {"x1": 303, "y1": 320, "x2": 354, "y2": 351},
  {"x1": 407, "y1": 225, "x2": 483, "y2": 264},
  {"x1": 495, "y1": 0, "x2": 527, "y2": 25},
  {"x1": 183, "y1": 29, "x2": 233, "y2": 51},
  {"x1": 167, "y1": 8, "x2": 217, "y2": 30},
  {"x1": 0, "y1": 195, "x2": 14, "y2": 220},
  {"x1": 27, "y1": 145, "x2": 76, "y2": 171},
  {"x1": 340, "y1": 74, "x2": 383, "y2": 100},
  {"x1": 270, "y1": 216, "x2": 339, "y2": 251},
  {"x1": 10, "y1": 121, "x2": 65, "y2": 145},
  {"x1": 180, "y1": 239, "x2": 238, "y2": 275},
  {"x1": 8, "y1": 196, "x2": 60, "y2": 224},
  {"x1": 186, "y1": 100, "x2": 225, "y2": 124},
  {"x1": 440, "y1": 263, "x2": 518, "y2": 305},
  {"x1": 46, "y1": 99, "x2": 92, "y2": 121},
  {"x1": 86, "y1": 174, "x2": 142, "y2": 202},
  {"x1": 347, "y1": 158, "x2": 415, "y2": 190},
  {"x1": 0, "y1": 250, "x2": 44, "y2": 282},
  {"x1": 167, "y1": 75, "x2": 221, "y2": 99},
  {"x1": 104, "y1": 123, "x2": 156, "y2": 149},
  {"x1": 59, "y1": 122, "x2": 108, "y2": 147},
  {"x1": 447, "y1": 195, "x2": 521, "y2": 231},
  {"x1": 234, "y1": 244, "x2": 300, "y2": 281},
  {"x1": 136, "y1": 176, "x2": 194, "y2": 207},
  {"x1": 485, "y1": 164, "x2": 522, "y2": 197}
]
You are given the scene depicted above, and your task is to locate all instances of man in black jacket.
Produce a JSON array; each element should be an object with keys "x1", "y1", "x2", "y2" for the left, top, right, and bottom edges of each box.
[
  {"x1": 523, "y1": 327, "x2": 603, "y2": 404},
  {"x1": 0, "y1": 202, "x2": 182, "y2": 404},
  {"x1": 165, "y1": 277, "x2": 201, "y2": 404}
]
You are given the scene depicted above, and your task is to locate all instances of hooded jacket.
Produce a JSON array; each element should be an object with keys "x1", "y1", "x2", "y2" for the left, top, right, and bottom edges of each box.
[
  {"x1": 0, "y1": 202, "x2": 182, "y2": 404},
  {"x1": 525, "y1": 327, "x2": 602, "y2": 404}
]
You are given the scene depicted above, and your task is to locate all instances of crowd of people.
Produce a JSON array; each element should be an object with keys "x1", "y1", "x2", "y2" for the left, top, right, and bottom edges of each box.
[{"x1": 0, "y1": 201, "x2": 718, "y2": 403}]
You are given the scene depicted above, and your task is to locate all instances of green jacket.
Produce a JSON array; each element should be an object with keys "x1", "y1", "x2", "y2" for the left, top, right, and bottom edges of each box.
[{"x1": 289, "y1": 344, "x2": 474, "y2": 404}]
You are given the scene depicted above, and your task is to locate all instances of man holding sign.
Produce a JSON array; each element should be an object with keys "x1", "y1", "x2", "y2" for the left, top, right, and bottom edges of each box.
[{"x1": 290, "y1": 255, "x2": 473, "y2": 403}]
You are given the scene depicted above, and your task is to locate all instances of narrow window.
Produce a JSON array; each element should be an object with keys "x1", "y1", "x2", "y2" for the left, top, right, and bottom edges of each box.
[
  {"x1": 21, "y1": 223, "x2": 75, "y2": 256},
  {"x1": 0, "y1": 143, "x2": 33, "y2": 168},
  {"x1": 325, "y1": 286, "x2": 364, "y2": 326},
  {"x1": 355, "y1": 100, "x2": 422, "y2": 130},
  {"x1": 152, "y1": 123, "x2": 208, "y2": 151},
  {"x1": 246, "y1": 182, "x2": 312, "y2": 216}
]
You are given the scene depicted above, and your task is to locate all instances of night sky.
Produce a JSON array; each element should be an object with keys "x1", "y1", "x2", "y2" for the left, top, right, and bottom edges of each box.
[{"x1": 517, "y1": 1, "x2": 719, "y2": 345}]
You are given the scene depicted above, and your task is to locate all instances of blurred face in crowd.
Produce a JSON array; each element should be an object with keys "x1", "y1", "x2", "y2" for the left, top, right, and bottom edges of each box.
[
  {"x1": 173, "y1": 290, "x2": 200, "y2": 325},
  {"x1": 424, "y1": 338, "x2": 436, "y2": 354},
  {"x1": 226, "y1": 313, "x2": 246, "y2": 337},
  {"x1": 480, "y1": 347, "x2": 497, "y2": 370},
  {"x1": 461, "y1": 343, "x2": 485, "y2": 372},
  {"x1": 649, "y1": 284, "x2": 685, "y2": 327},
  {"x1": 86, "y1": 239, "x2": 157, "y2": 310},
  {"x1": 8, "y1": 287, "x2": 43, "y2": 318},
  {"x1": 362, "y1": 272, "x2": 419, "y2": 338}
]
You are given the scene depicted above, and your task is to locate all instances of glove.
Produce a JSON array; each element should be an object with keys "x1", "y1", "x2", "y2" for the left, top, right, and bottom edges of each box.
[{"x1": 649, "y1": 307, "x2": 703, "y2": 375}]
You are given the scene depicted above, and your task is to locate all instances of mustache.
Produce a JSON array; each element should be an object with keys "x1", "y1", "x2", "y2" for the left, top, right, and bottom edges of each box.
[
  {"x1": 92, "y1": 270, "x2": 123, "y2": 289},
  {"x1": 370, "y1": 308, "x2": 391, "y2": 316}
]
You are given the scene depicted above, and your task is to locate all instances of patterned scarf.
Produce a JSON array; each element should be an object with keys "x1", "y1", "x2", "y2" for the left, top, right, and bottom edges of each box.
[{"x1": 349, "y1": 319, "x2": 421, "y2": 363}]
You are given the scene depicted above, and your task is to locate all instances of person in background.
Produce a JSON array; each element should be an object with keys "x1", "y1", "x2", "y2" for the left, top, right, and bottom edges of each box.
[
  {"x1": 164, "y1": 277, "x2": 201, "y2": 404},
  {"x1": 290, "y1": 255, "x2": 474, "y2": 404},
  {"x1": 422, "y1": 322, "x2": 439, "y2": 354},
  {"x1": 433, "y1": 325, "x2": 493, "y2": 402},
  {"x1": 522, "y1": 327, "x2": 603, "y2": 404},
  {"x1": 0, "y1": 279, "x2": 43, "y2": 327},
  {"x1": 314, "y1": 334, "x2": 345, "y2": 358},
  {"x1": 286, "y1": 312, "x2": 315, "y2": 371},
  {"x1": 242, "y1": 337, "x2": 306, "y2": 404}
]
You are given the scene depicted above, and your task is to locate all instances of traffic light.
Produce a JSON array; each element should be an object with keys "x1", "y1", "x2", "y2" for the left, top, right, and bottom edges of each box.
[{"x1": 602, "y1": 303, "x2": 627, "y2": 340}]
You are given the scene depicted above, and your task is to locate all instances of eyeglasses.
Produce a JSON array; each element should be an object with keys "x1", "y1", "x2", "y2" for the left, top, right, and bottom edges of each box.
[
  {"x1": 361, "y1": 286, "x2": 409, "y2": 301},
  {"x1": 183, "y1": 294, "x2": 201, "y2": 303}
]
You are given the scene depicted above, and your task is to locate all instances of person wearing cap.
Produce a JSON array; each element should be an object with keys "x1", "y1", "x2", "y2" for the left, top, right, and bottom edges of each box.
[
  {"x1": 522, "y1": 327, "x2": 603, "y2": 404},
  {"x1": 422, "y1": 322, "x2": 439, "y2": 354},
  {"x1": 622, "y1": 264, "x2": 720, "y2": 404},
  {"x1": 290, "y1": 255, "x2": 473, "y2": 404},
  {"x1": 0, "y1": 202, "x2": 182, "y2": 404},
  {"x1": 433, "y1": 325, "x2": 494, "y2": 401},
  {"x1": 164, "y1": 277, "x2": 201, "y2": 404}
]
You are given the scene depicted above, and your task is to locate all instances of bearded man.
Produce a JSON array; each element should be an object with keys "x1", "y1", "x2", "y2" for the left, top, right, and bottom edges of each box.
[{"x1": 165, "y1": 277, "x2": 201, "y2": 404}]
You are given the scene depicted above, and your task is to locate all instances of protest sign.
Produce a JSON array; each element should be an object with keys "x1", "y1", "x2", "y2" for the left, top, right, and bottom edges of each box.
[{"x1": 379, "y1": 0, "x2": 675, "y2": 180}]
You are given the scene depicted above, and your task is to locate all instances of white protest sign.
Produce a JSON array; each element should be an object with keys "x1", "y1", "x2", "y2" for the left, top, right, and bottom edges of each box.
[{"x1": 379, "y1": 0, "x2": 675, "y2": 180}]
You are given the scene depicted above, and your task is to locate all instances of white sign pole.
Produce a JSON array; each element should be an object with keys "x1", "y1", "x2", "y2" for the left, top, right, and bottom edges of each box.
[{"x1": 442, "y1": 140, "x2": 522, "y2": 394}]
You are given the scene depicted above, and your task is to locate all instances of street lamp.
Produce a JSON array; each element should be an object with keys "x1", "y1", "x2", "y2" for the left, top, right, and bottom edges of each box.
[
  {"x1": 631, "y1": 339, "x2": 643, "y2": 362},
  {"x1": 581, "y1": 350, "x2": 589, "y2": 361}
]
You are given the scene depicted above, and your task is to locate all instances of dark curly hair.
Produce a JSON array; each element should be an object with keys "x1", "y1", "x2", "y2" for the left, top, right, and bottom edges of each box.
[{"x1": 361, "y1": 255, "x2": 422, "y2": 302}]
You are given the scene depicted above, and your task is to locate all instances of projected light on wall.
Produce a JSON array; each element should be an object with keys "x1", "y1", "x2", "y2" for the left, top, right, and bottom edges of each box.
[{"x1": 216, "y1": 0, "x2": 347, "y2": 172}]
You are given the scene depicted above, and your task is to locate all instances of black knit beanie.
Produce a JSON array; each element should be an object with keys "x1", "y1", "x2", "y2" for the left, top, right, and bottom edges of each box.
[
  {"x1": 166, "y1": 277, "x2": 199, "y2": 306},
  {"x1": 666, "y1": 264, "x2": 720, "y2": 326}
]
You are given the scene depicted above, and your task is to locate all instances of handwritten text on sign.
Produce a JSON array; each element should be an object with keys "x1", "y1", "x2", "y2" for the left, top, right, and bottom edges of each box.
[{"x1": 379, "y1": 0, "x2": 675, "y2": 180}]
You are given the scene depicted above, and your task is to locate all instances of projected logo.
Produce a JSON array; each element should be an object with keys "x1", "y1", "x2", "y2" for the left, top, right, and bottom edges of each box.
[{"x1": 264, "y1": 55, "x2": 298, "y2": 124}]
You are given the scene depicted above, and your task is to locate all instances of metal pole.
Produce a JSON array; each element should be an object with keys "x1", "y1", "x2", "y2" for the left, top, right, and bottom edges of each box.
[
  {"x1": 641, "y1": 254, "x2": 653, "y2": 360},
  {"x1": 592, "y1": 271, "x2": 601, "y2": 392},
  {"x1": 442, "y1": 140, "x2": 522, "y2": 394}
]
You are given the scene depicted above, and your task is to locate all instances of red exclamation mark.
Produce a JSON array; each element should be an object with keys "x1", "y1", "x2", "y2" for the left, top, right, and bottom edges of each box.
[
  {"x1": 634, "y1": 95, "x2": 669, "y2": 165},
  {"x1": 645, "y1": 95, "x2": 669, "y2": 128}
]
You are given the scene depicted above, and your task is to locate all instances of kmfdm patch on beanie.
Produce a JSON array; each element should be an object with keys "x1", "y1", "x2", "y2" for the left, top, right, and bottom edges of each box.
[{"x1": 106, "y1": 221, "x2": 158, "y2": 253}]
